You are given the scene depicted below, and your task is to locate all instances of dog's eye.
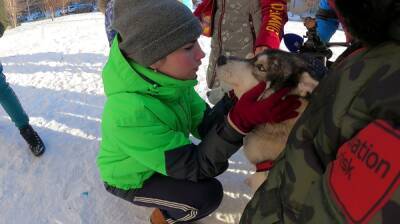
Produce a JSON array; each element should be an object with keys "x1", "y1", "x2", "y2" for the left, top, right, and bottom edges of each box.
[{"x1": 256, "y1": 64, "x2": 266, "y2": 72}]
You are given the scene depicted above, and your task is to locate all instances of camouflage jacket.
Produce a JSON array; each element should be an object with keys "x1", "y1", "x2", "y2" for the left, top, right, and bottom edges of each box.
[{"x1": 240, "y1": 41, "x2": 400, "y2": 223}]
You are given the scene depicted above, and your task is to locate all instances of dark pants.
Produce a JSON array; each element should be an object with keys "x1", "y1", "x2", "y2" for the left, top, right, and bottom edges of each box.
[
  {"x1": 0, "y1": 63, "x2": 29, "y2": 128},
  {"x1": 104, "y1": 174, "x2": 223, "y2": 223}
]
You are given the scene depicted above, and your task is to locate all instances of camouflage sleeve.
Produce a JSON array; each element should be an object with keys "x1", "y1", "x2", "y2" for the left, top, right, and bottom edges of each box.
[
  {"x1": 302, "y1": 120, "x2": 399, "y2": 224},
  {"x1": 303, "y1": 59, "x2": 400, "y2": 223}
]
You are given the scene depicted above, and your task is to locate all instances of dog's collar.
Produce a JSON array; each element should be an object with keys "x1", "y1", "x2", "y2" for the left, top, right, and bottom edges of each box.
[{"x1": 256, "y1": 160, "x2": 274, "y2": 172}]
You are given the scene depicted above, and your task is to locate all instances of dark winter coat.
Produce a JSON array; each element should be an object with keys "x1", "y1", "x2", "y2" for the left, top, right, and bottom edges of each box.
[{"x1": 240, "y1": 40, "x2": 400, "y2": 223}]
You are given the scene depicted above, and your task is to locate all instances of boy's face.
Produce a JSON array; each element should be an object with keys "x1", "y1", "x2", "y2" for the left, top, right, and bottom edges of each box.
[{"x1": 153, "y1": 41, "x2": 205, "y2": 80}]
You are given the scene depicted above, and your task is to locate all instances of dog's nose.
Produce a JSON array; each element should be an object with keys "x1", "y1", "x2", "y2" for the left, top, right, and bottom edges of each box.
[{"x1": 217, "y1": 56, "x2": 227, "y2": 66}]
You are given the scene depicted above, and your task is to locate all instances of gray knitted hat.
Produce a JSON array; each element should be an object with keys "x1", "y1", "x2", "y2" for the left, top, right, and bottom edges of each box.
[{"x1": 112, "y1": 0, "x2": 202, "y2": 66}]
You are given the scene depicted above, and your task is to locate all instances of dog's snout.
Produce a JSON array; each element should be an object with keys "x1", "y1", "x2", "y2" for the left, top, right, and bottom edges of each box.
[{"x1": 217, "y1": 56, "x2": 227, "y2": 66}]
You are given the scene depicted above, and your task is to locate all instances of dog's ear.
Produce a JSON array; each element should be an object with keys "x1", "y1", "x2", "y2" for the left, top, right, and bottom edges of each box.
[{"x1": 294, "y1": 72, "x2": 319, "y2": 97}]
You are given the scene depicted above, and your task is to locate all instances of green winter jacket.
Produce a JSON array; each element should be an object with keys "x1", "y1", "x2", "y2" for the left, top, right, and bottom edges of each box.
[
  {"x1": 241, "y1": 41, "x2": 400, "y2": 223},
  {"x1": 97, "y1": 38, "x2": 207, "y2": 190},
  {"x1": 97, "y1": 38, "x2": 243, "y2": 190}
]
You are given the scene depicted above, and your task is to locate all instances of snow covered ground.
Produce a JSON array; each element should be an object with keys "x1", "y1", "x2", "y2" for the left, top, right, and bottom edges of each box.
[{"x1": 0, "y1": 13, "x2": 346, "y2": 224}]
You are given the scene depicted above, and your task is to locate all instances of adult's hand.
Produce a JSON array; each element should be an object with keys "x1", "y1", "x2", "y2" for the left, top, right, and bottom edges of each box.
[{"x1": 228, "y1": 82, "x2": 301, "y2": 134}]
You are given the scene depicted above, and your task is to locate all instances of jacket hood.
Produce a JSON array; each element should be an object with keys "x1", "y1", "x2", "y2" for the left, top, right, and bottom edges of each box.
[{"x1": 102, "y1": 37, "x2": 198, "y2": 101}]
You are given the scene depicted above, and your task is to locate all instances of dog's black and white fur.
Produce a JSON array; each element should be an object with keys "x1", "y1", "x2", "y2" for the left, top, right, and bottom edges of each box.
[{"x1": 216, "y1": 49, "x2": 323, "y2": 190}]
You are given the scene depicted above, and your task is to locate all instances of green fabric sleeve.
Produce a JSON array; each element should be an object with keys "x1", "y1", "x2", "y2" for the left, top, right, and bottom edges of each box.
[
  {"x1": 189, "y1": 89, "x2": 207, "y2": 139},
  {"x1": 110, "y1": 120, "x2": 191, "y2": 176}
]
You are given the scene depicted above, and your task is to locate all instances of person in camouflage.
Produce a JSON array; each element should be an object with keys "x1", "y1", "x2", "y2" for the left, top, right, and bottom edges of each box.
[{"x1": 240, "y1": 0, "x2": 400, "y2": 223}]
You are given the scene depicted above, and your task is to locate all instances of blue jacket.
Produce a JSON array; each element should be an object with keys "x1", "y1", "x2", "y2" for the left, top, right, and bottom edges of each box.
[{"x1": 316, "y1": 0, "x2": 339, "y2": 43}]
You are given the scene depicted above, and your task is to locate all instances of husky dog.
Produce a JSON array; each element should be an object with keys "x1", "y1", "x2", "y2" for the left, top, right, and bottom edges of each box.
[{"x1": 216, "y1": 49, "x2": 323, "y2": 191}]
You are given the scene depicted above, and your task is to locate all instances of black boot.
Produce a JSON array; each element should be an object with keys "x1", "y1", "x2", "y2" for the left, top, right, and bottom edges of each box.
[{"x1": 19, "y1": 125, "x2": 45, "y2": 156}]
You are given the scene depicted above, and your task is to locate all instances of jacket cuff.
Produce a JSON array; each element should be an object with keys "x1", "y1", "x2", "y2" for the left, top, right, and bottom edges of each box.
[
  {"x1": 255, "y1": 31, "x2": 281, "y2": 49},
  {"x1": 217, "y1": 118, "x2": 245, "y2": 145}
]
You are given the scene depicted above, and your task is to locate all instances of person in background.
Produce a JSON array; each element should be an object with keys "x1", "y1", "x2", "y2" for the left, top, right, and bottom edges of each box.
[
  {"x1": 0, "y1": 17, "x2": 45, "y2": 156},
  {"x1": 286, "y1": 0, "x2": 340, "y2": 44},
  {"x1": 287, "y1": 0, "x2": 319, "y2": 18},
  {"x1": 96, "y1": 0, "x2": 300, "y2": 223},
  {"x1": 194, "y1": 0, "x2": 288, "y2": 104},
  {"x1": 315, "y1": 0, "x2": 339, "y2": 43},
  {"x1": 240, "y1": 0, "x2": 400, "y2": 223}
]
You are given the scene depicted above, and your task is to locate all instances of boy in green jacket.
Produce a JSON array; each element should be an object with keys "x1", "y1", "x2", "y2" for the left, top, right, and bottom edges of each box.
[{"x1": 96, "y1": 0, "x2": 300, "y2": 223}]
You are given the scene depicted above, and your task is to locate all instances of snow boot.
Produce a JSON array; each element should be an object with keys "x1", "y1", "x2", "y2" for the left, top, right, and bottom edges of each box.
[
  {"x1": 150, "y1": 208, "x2": 168, "y2": 224},
  {"x1": 19, "y1": 125, "x2": 45, "y2": 156}
]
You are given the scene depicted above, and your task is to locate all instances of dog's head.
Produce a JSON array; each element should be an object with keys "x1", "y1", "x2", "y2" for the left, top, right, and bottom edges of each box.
[{"x1": 215, "y1": 49, "x2": 325, "y2": 98}]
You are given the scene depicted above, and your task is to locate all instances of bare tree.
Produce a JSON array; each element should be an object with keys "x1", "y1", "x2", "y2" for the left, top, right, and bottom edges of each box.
[
  {"x1": 4, "y1": 0, "x2": 19, "y2": 27},
  {"x1": 20, "y1": 0, "x2": 44, "y2": 20},
  {"x1": 54, "y1": 0, "x2": 72, "y2": 15},
  {"x1": 43, "y1": 0, "x2": 56, "y2": 19},
  {"x1": 0, "y1": 0, "x2": 9, "y2": 27}
]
